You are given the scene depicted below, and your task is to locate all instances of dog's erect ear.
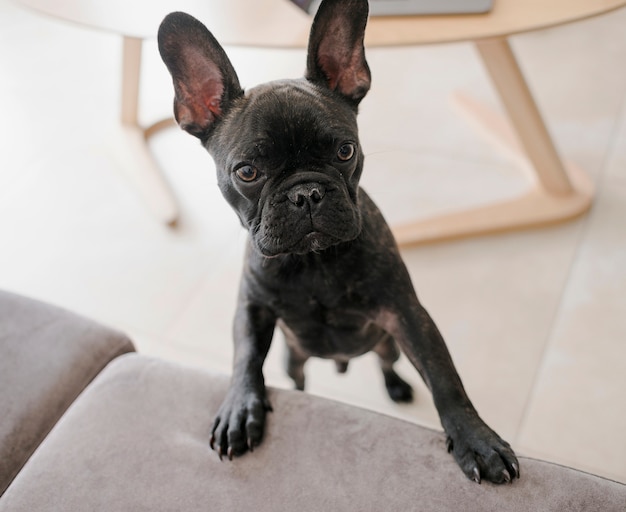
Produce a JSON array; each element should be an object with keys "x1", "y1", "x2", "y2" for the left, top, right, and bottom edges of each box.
[
  {"x1": 305, "y1": 0, "x2": 371, "y2": 106},
  {"x1": 158, "y1": 12, "x2": 243, "y2": 139}
]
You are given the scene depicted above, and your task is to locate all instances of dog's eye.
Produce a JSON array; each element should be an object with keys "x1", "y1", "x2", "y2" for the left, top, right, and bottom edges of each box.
[
  {"x1": 337, "y1": 143, "x2": 355, "y2": 162},
  {"x1": 235, "y1": 165, "x2": 258, "y2": 182}
]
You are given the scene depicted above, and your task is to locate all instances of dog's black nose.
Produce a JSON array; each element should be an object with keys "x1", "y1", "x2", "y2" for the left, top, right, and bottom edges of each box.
[{"x1": 287, "y1": 183, "x2": 326, "y2": 208}]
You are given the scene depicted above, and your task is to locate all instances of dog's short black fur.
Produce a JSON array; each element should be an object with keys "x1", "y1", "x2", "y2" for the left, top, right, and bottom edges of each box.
[{"x1": 158, "y1": 0, "x2": 519, "y2": 484}]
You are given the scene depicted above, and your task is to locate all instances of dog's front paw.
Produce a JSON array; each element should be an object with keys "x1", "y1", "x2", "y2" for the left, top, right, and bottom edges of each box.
[
  {"x1": 210, "y1": 389, "x2": 272, "y2": 461},
  {"x1": 446, "y1": 421, "x2": 519, "y2": 484}
]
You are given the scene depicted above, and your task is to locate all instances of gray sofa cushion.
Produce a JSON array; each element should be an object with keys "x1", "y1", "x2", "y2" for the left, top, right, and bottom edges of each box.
[
  {"x1": 2, "y1": 353, "x2": 624, "y2": 511},
  {"x1": 0, "y1": 290, "x2": 135, "y2": 495}
]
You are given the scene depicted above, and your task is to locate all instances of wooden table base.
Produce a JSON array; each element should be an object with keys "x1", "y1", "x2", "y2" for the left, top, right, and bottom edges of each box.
[
  {"x1": 119, "y1": 36, "x2": 178, "y2": 227},
  {"x1": 392, "y1": 163, "x2": 593, "y2": 245},
  {"x1": 392, "y1": 36, "x2": 594, "y2": 247}
]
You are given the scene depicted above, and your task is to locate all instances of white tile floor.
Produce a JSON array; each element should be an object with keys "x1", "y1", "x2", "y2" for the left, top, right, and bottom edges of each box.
[{"x1": 1, "y1": 0, "x2": 625, "y2": 483}]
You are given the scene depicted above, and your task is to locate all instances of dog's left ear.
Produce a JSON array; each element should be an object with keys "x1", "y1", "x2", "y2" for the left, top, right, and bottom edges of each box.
[
  {"x1": 158, "y1": 12, "x2": 243, "y2": 140},
  {"x1": 305, "y1": 0, "x2": 371, "y2": 106}
]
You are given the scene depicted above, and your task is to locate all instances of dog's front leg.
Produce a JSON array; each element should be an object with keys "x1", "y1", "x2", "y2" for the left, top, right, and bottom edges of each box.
[
  {"x1": 210, "y1": 295, "x2": 275, "y2": 460},
  {"x1": 377, "y1": 300, "x2": 519, "y2": 484}
]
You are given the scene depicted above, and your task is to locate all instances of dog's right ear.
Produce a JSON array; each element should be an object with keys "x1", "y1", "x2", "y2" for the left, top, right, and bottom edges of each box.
[
  {"x1": 158, "y1": 12, "x2": 243, "y2": 140},
  {"x1": 306, "y1": 0, "x2": 371, "y2": 107}
]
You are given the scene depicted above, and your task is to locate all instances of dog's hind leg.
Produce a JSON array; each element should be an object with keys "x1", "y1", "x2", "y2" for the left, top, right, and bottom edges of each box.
[
  {"x1": 284, "y1": 342, "x2": 309, "y2": 391},
  {"x1": 335, "y1": 360, "x2": 349, "y2": 373},
  {"x1": 374, "y1": 336, "x2": 414, "y2": 403}
]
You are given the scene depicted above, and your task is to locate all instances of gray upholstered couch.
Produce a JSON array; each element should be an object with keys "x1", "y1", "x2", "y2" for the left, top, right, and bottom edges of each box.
[{"x1": 1, "y1": 289, "x2": 625, "y2": 511}]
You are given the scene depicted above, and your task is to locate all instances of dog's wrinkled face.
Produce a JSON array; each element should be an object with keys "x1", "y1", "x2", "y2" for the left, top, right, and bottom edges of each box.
[
  {"x1": 158, "y1": 0, "x2": 371, "y2": 257},
  {"x1": 209, "y1": 80, "x2": 363, "y2": 257}
]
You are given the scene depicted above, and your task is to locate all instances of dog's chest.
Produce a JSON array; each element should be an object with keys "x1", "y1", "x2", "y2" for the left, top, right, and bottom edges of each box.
[
  {"x1": 277, "y1": 289, "x2": 363, "y2": 326},
  {"x1": 275, "y1": 292, "x2": 381, "y2": 358},
  {"x1": 264, "y1": 264, "x2": 385, "y2": 357}
]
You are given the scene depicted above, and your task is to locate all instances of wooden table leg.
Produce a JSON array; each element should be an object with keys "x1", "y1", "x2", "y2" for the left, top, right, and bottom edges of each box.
[
  {"x1": 392, "y1": 36, "x2": 593, "y2": 247},
  {"x1": 116, "y1": 36, "x2": 179, "y2": 227}
]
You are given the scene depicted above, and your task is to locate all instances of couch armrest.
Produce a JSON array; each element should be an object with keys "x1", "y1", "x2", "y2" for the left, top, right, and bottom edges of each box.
[
  {"x1": 2, "y1": 354, "x2": 624, "y2": 511},
  {"x1": 0, "y1": 290, "x2": 135, "y2": 495}
]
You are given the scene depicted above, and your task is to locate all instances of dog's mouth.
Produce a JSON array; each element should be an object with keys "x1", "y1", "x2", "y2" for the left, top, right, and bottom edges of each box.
[
  {"x1": 291, "y1": 231, "x2": 340, "y2": 254},
  {"x1": 253, "y1": 215, "x2": 361, "y2": 258},
  {"x1": 254, "y1": 228, "x2": 350, "y2": 258}
]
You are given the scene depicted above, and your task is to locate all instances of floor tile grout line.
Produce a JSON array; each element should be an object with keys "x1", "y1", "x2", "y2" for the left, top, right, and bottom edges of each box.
[
  {"x1": 160, "y1": 264, "x2": 222, "y2": 341},
  {"x1": 513, "y1": 85, "x2": 626, "y2": 446},
  {"x1": 118, "y1": 320, "x2": 231, "y2": 370},
  {"x1": 160, "y1": 233, "x2": 247, "y2": 341}
]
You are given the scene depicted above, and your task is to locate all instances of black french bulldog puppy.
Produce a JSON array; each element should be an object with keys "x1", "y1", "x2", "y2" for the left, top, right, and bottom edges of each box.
[{"x1": 158, "y1": 0, "x2": 519, "y2": 484}]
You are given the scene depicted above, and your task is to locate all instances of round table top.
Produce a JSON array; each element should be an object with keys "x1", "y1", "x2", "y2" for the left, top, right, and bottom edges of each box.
[{"x1": 14, "y1": 0, "x2": 626, "y2": 47}]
